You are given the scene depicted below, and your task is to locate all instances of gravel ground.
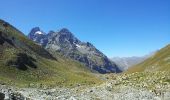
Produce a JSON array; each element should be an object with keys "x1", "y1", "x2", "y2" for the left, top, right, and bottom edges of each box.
[
  {"x1": 0, "y1": 83, "x2": 170, "y2": 100},
  {"x1": 0, "y1": 72, "x2": 170, "y2": 100}
]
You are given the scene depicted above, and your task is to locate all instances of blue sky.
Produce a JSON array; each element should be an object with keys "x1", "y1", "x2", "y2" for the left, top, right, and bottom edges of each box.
[{"x1": 0, "y1": 0, "x2": 169, "y2": 57}]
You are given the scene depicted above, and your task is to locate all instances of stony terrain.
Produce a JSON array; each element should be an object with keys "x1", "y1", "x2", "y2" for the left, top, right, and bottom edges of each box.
[{"x1": 0, "y1": 71, "x2": 170, "y2": 100}]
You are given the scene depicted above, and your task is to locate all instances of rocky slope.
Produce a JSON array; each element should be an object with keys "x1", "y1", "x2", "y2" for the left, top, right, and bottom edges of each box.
[
  {"x1": 28, "y1": 27, "x2": 121, "y2": 73},
  {"x1": 0, "y1": 20, "x2": 55, "y2": 70}
]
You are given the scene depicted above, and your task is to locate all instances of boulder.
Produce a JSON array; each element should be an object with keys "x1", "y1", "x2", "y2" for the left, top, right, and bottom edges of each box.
[{"x1": 0, "y1": 92, "x2": 5, "y2": 100}]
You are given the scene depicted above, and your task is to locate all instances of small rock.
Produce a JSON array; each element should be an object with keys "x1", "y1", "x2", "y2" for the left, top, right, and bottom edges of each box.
[{"x1": 90, "y1": 90, "x2": 93, "y2": 92}]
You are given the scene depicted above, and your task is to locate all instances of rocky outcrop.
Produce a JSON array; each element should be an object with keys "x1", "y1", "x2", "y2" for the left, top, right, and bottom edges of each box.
[
  {"x1": 28, "y1": 27, "x2": 121, "y2": 73},
  {"x1": 6, "y1": 53, "x2": 37, "y2": 70},
  {"x1": 28, "y1": 27, "x2": 48, "y2": 46}
]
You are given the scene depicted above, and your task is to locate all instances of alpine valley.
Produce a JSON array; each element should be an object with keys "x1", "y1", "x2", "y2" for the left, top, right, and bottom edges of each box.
[{"x1": 0, "y1": 19, "x2": 170, "y2": 100}]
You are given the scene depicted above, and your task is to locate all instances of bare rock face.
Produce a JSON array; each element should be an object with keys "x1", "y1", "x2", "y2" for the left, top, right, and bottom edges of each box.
[
  {"x1": 28, "y1": 27, "x2": 121, "y2": 73},
  {"x1": 0, "y1": 31, "x2": 14, "y2": 46},
  {"x1": 28, "y1": 27, "x2": 48, "y2": 47}
]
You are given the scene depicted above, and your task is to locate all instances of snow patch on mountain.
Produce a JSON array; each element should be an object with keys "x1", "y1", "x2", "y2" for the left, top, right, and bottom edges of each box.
[
  {"x1": 28, "y1": 27, "x2": 121, "y2": 73},
  {"x1": 35, "y1": 31, "x2": 44, "y2": 35}
]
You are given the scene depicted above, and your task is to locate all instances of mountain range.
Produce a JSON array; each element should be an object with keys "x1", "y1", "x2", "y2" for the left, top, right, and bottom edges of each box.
[
  {"x1": 127, "y1": 44, "x2": 170, "y2": 73},
  {"x1": 0, "y1": 19, "x2": 101, "y2": 87},
  {"x1": 111, "y1": 51, "x2": 156, "y2": 71},
  {"x1": 0, "y1": 19, "x2": 170, "y2": 100},
  {"x1": 28, "y1": 27, "x2": 121, "y2": 73},
  {"x1": 111, "y1": 56, "x2": 148, "y2": 71}
]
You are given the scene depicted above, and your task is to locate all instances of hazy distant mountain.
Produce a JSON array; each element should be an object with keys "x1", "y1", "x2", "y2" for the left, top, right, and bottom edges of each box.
[
  {"x1": 28, "y1": 27, "x2": 121, "y2": 73},
  {"x1": 127, "y1": 45, "x2": 170, "y2": 72},
  {"x1": 111, "y1": 57, "x2": 147, "y2": 71},
  {"x1": 111, "y1": 52, "x2": 156, "y2": 71}
]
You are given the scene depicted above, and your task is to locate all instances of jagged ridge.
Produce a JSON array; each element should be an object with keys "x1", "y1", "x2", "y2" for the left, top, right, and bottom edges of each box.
[
  {"x1": 0, "y1": 19, "x2": 101, "y2": 87},
  {"x1": 28, "y1": 27, "x2": 121, "y2": 73}
]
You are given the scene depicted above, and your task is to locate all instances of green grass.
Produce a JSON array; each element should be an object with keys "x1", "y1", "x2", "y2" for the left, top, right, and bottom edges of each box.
[
  {"x1": 0, "y1": 57, "x2": 102, "y2": 88},
  {"x1": 126, "y1": 44, "x2": 170, "y2": 73},
  {"x1": 0, "y1": 19, "x2": 102, "y2": 88},
  {"x1": 112, "y1": 71, "x2": 170, "y2": 90}
]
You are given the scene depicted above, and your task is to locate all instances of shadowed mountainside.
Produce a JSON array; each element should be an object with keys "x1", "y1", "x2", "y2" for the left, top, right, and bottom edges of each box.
[{"x1": 0, "y1": 19, "x2": 101, "y2": 87}]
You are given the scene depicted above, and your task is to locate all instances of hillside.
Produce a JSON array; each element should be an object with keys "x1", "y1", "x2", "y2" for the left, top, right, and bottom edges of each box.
[
  {"x1": 127, "y1": 44, "x2": 170, "y2": 73},
  {"x1": 0, "y1": 19, "x2": 101, "y2": 87}
]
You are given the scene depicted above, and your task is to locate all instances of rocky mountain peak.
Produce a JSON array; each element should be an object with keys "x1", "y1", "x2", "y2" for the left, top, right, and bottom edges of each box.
[
  {"x1": 56, "y1": 28, "x2": 79, "y2": 45},
  {"x1": 28, "y1": 27, "x2": 45, "y2": 38},
  {"x1": 31, "y1": 27, "x2": 40, "y2": 32},
  {"x1": 28, "y1": 27, "x2": 47, "y2": 46},
  {"x1": 58, "y1": 28, "x2": 75, "y2": 38},
  {"x1": 28, "y1": 27, "x2": 41, "y2": 36},
  {"x1": 28, "y1": 27, "x2": 121, "y2": 73},
  {"x1": 59, "y1": 28, "x2": 70, "y2": 34},
  {"x1": 48, "y1": 30, "x2": 55, "y2": 35}
]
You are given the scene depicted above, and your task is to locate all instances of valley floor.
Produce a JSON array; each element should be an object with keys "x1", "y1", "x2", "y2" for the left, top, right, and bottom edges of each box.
[{"x1": 0, "y1": 71, "x2": 170, "y2": 100}]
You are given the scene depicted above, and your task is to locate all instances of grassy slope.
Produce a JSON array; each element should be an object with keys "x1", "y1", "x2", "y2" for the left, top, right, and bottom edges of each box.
[
  {"x1": 126, "y1": 44, "x2": 170, "y2": 73},
  {"x1": 0, "y1": 19, "x2": 102, "y2": 87}
]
